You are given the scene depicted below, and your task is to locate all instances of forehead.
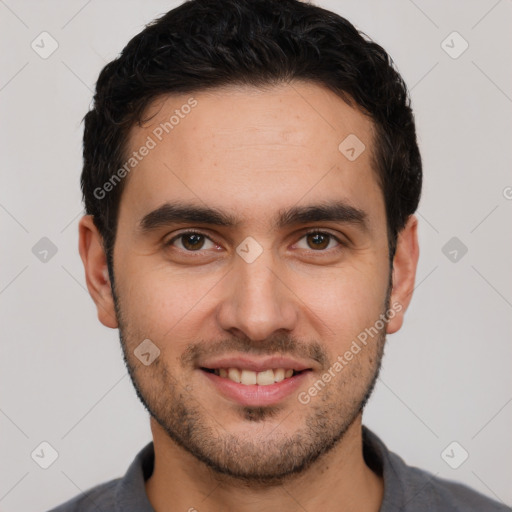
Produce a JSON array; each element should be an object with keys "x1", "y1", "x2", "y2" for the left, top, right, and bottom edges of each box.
[{"x1": 120, "y1": 81, "x2": 382, "y2": 230}]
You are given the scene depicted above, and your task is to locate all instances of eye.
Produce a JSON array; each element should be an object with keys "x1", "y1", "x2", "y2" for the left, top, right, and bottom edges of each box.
[
  {"x1": 166, "y1": 231, "x2": 218, "y2": 252},
  {"x1": 295, "y1": 231, "x2": 342, "y2": 251}
]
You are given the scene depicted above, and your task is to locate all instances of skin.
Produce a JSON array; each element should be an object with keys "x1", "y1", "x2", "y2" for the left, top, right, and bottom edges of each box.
[{"x1": 79, "y1": 80, "x2": 419, "y2": 512}]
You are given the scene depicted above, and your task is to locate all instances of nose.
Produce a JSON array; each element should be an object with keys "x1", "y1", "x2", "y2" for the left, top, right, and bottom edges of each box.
[{"x1": 216, "y1": 246, "x2": 299, "y2": 342}]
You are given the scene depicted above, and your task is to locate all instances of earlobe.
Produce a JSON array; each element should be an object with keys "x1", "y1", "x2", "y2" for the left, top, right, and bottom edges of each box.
[
  {"x1": 78, "y1": 215, "x2": 118, "y2": 329},
  {"x1": 386, "y1": 215, "x2": 419, "y2": 335}
]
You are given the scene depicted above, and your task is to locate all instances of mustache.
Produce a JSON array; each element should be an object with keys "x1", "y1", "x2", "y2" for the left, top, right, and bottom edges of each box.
[{"x1": 180, "y1": 335, "x2": 329, "y2": 369}]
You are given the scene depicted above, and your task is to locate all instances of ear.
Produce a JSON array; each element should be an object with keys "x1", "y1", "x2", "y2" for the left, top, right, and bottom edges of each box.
[
  {"x1": 78, "y1": 215, "x2": 118, "y2": 329},
  {"x1": 386, "y1": 215, "x2": 419, "y2": 335}
]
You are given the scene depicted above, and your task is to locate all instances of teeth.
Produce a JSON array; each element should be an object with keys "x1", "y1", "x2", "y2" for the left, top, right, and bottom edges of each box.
[
  {"x1": 274, "y1": 368, "x2": 285, "y2": 382},
  {"x1": 256, "y1": 369, "x2": 275, "y2": 385},
  {"x1": 228, "y1": 368, "x2": 241, "y2": 383},
  {"x1": 212, "y1": 367, "x2": 300, "y2": 385},
  {"x1": 240, "y1": 369, "x2": 257, "y2": 385}
]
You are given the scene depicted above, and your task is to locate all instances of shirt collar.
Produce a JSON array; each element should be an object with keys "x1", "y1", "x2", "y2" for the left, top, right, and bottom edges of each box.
[{"x1": 115, "y1": 440, "x2": 155, "y2": 511}]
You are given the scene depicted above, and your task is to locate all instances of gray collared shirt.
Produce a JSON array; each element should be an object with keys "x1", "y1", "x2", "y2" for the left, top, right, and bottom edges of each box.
[{"x1": 48, "y1": 426, "x2": 510, "y2": 511}]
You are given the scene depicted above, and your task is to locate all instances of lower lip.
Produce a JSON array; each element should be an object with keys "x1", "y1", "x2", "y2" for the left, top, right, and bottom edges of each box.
[{"x1": 200, "y1": 370, "x2": 311, "y2": 407}]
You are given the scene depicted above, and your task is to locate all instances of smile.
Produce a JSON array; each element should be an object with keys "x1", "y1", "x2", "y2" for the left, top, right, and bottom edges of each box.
[{"x1": 201, "y1": 367, "x2": 305, "y2": 386}]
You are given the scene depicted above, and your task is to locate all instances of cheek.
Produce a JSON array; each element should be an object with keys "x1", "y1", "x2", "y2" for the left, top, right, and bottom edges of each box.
[
  {"x1": 116, "y1": 262, "x2": 223, "y2": 341},
  {"x1": 292, "y1": 262, "x2": 388, "y2": 348}
]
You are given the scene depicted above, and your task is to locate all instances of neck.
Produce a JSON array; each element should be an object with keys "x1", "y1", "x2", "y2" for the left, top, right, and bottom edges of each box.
[{"x1": 145, "y1": 415, "x2": 384, "y2": 512}]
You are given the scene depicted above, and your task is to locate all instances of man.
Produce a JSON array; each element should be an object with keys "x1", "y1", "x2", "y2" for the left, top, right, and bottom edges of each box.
[{"x1": 49, "y1": 0, "x2": 508, "y2": 510}]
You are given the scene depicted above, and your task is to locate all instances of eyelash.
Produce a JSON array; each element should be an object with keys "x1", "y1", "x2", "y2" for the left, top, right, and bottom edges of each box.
[{"x1": 165, "y1": 229, "x2": 345, "y2": 254}]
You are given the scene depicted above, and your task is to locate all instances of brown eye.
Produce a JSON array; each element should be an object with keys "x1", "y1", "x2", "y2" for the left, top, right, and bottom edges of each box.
[
  {"x1": 295, "y1": 231, "x2": 341, "y2": 252},
  {"x1": 167, "y1": 232, "x2": 216, "y2": 251},
  {"x1": 181, "y1": 233, "x2": 205, "y2": 250},
  {"x1": 306, "y1": 232, "x2": 330, "y2": 250}
]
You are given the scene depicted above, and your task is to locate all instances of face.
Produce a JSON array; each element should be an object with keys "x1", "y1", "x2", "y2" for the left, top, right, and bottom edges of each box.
[{"x1": 81, "y1": 81, "x2": 417, "y2": 483}]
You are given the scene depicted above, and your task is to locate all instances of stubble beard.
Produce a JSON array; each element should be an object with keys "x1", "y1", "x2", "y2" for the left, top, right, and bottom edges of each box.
[{"x1": 112, "y1": 281, "x2": 388, "y2": 485}]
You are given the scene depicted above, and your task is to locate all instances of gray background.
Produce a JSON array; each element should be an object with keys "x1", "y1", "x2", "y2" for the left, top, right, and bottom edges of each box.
[{"x1": 1, "y1": 0, "x2": 511, "y2": 510}]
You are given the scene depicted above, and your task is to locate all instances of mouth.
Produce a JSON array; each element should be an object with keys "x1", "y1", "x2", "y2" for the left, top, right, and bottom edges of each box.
[
  {"x1": 198, "y1": 357, "x2": 314, "y2": 406},
  {"x1": 200, "y1": 367, "x2": 308, "y2": 386}
]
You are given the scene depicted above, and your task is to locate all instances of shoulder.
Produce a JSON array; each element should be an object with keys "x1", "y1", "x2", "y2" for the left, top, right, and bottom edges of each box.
[
  {"x1": 362, "y1": 427, "x2": 510, "y2": 511},
  {"x1": 46, "y1": 478, "x2": 120, "y2": 512},
  {"x1": 395, "y1": 457, "x2": 510, "y2": 511},
  {"x1": 46, "y1": 440, "x2": 155, "y2": 512}
]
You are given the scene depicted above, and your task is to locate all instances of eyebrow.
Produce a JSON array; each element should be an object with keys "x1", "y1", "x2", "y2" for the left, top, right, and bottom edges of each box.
[{"x1": 138, "y1": 200, "x2": 369, "y2": 233}]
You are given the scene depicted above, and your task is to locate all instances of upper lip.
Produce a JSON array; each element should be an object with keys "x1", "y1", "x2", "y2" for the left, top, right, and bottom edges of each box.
[{"x1": 199, "y1": 355, "x2": 313, "y2": 373}]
